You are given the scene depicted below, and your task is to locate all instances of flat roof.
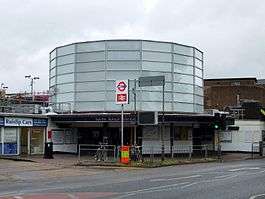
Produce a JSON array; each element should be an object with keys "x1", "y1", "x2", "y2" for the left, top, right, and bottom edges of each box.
[
  {"x1": 205, "y1": 77, "x2": 257, "y2": 81},
  {"x1": 257, "y1": 79, "x2": 265, "y2": 85},
  {"x1": 50, "y1": 39, "x2": 203, "y2": 54},
  {"x1": 49, "y1": 112, "x2": 230, "y2": 124},
  {"x1": 0, "y1": 113, "x2": 48, "y2": 118}
]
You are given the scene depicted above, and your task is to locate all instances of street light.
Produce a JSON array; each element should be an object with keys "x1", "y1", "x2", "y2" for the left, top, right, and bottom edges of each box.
[
  {"x1": 1, "y1": 83, "x2": 8, "y2": 91},
  {"x1": 25, "y1": 75, "x2": 40, "y2": 101}
]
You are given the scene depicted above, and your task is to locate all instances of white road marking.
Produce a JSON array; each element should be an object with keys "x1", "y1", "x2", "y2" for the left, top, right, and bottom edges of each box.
[
  {"x1": 181, "y1": 182, "x2": 199, "y2": 189},
  {"x1": 13, "y1": 196, "x2": 23, "y2": 199},
  {"x1": 67, "y1": 193, "x2": 78, "y2": 199},
  {"x1": 249, "y1": 193, "x2": 265, "y2": 199},
  {"x1": 150, "y1": 175, "x2": 201, "y2": 182},
  {"x1": 205, "y1": 174, "x2": 238, "y2": 182},
  {"x1": 229, "y1": 167, "x2": 260, "y2": 172},
  {"x1": 214, "y1": 174, "x2": 236, "y2": 179},
  {"x1": 245, "y1": 170, "x2": 265, "y2": 176},
  {"x1": 115, "y1": 182, "x2": 190, "y2": 199},
  {"x1": 181, "y1": 174, "x2": 238, "y2": 189}
]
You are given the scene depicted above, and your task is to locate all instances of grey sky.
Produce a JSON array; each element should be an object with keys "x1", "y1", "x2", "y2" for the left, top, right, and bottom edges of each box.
[{"x1": 0, "y1": 0, "x2": 264, "y2": 93}]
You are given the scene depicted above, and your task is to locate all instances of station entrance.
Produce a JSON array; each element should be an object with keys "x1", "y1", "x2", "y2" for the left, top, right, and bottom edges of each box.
[{"x1": 77, "y1": 126, "x2": 134, "y2": 146}]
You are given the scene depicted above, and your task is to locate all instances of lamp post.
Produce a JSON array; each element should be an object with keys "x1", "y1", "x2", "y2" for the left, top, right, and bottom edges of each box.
[
  {"x1": 1, "y1": 83, "x2": 8, "y2": 91},
  {"x1": 25, "y1": 75, "x2": 40, "y2": 101},
  {"x1": 0, "y1": 84, "x2": 8, "y2": 99}
]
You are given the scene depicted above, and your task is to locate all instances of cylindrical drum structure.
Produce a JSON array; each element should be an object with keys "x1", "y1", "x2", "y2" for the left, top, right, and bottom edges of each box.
[{"x1": 49, "y1": 40, "x2": 204, "y2": 113}]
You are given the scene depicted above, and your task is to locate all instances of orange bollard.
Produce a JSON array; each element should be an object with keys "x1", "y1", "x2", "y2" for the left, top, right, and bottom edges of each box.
[{"x1": 120, "y1": 146, "x2": 130, "y2": 164}]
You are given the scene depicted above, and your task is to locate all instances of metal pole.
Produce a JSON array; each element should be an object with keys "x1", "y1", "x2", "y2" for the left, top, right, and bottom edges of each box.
[
  {"x1": 121, "y1": 104, "x2": 124, "y2": 147},
  {"x1": 31, "y1": 78, "x2": 34, "y2": 101},
  {"x1": 161, "y1": 83, "x2": 165, "y2": 161},
  {"x1": 217, "y1": 130, "x2": 222, "y2": 161},
  {"x1": 78, "y1": 144, "x2": 80, "y2": 161},
  {"x1": 134, "y1": 79, "x2": 137, "y2": 145}
]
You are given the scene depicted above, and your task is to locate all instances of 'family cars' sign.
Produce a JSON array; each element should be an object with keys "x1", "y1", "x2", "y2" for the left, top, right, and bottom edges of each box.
[{"x1": 4, "y1": 117, "x2": 33, "y2": 127}]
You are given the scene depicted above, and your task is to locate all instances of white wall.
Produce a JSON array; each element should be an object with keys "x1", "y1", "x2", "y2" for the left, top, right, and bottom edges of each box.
[
  {"x1": 48, "y1": 119, "x2": 78, "y2": 153},
  {"x1": 220, "y1": 120, "x2": 265, "y2": 152},
  {"x1": 142, "y1": 126, "x2": 193, "y2": 154},
  {"x1": 51, "y1": 128, "x2": 78, "y2": 153},
  {"x1": 142, "y1": 126, "x2": 171, "y2": 154},
  {"x1": 172, "y1": 128, "x2": 193, "y2": 153},
  {"x1": 53, "y1": 144, "x2": 77, "y2": 153}
]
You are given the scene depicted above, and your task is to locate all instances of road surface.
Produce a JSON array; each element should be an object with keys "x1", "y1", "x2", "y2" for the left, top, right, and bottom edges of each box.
[{"x1": 1, "y1": 158, "x2": 265, "y2": 198}]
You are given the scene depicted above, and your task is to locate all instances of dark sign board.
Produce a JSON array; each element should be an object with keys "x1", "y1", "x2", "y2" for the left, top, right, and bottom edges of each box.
[
  {"x1": 138, "y1": 76, "x2": 165, "y2": 87},
  {"x1": 138, "y1": 111, "x2": 158, "y2": 125},
  {"x1": 51, "y1": 114, "x2": 136, "y2": 123},
  {"x1": 0, "y1": 117, "x2": 4, "y2": 126},
  {"x1": 33, "y1": 118, "x2": 48, "y2": 127}
]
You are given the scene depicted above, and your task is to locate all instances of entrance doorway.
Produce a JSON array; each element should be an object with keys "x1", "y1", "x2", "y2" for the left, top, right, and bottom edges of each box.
[
  {"x1": 20, "y1": 128, "x2": 29, "y2": 155},
  {"x1": 30, "y1": 128, "x2": 44, "y2": 154},
  {"x1": 20, "y1": 128, "x2": 45, "y2": 155}
]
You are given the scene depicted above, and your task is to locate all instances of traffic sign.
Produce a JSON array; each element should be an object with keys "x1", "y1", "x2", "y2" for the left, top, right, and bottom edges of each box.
[
  {"x1": 138, "y1": 76, "x2": 165, "y2": 87},
  {"x1": 115, "y1": 80, "x2": 129, "y2": 104}
]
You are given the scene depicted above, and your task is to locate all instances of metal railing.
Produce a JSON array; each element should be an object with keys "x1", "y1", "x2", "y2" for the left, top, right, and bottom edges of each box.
[
  {"x1": 49, "y1": 102, "x2": 73, "y2": 114},
  {"x1": 140, "y1": 144, "x2": 215, "y2": 162},
  {"x1": 0, "y1": 104, "x2": 41, "y2": 114},
  {"x1": 77, "y1": 143, "x2": 217, "y2": 164},
  {"x1": 78, "y1": 144, "x2": 116, "y2": 163},
  {"x1": 251, "y1": 141, "x2": 265, "y2": 158}
]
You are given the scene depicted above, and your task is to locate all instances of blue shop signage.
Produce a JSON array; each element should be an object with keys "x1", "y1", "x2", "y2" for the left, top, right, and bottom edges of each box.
[
  {"x1": 5, "y1": 117, "x2": 33, "y2": 127},
  {"x1": 0, "y1": 117, "x2": 4, "y2": 126},
  {"x1": 2, "y1": 117, "x2": 48, "y2": 127},
  {"x1": 4, "y1": 143, "x2": 17, "y2": 155},
  {"x1": 33, "y1": 118, "x2": 48, "y2": 127}
]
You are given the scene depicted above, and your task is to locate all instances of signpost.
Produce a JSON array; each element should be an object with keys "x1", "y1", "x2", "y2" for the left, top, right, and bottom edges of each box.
[
  {"x1": 138, "y1": 75, "x2": 166, "y2": 161},
  {"x1": 115, "y1": 80, "x2": 129, "y2": 147}
]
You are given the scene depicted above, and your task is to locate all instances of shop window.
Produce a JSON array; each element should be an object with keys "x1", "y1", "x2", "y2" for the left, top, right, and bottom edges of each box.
[
  {"x1": 30, "y1": 129, "x2": 44, "y2": 154},
  {"x1": 52, "y1": 129, "x2": 77, "y2": 145},
  {"x1": 0, "y1": 129, "x2": 2, "y2": 155},
  {"x1": 173, "y1": 127, "x2": 189, "y2": 141},
  {"x1": 3, "y1": 128, "x2": 18, "y2": 155}
]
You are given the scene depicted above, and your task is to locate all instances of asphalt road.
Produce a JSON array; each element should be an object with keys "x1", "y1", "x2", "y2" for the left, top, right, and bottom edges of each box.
[{"x1": 1, "y1": 159, "x2": 265, "y2": 199}]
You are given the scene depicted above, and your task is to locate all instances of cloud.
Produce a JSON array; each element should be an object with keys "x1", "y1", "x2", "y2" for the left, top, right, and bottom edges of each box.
[{"x1": 0, "y1": 0, "x2": 264, "y2": 92}]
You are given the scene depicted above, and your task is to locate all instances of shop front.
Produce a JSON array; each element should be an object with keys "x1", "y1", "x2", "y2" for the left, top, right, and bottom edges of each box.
[{"x1": 0, "y1": 116, "x2": 48, "y2": 155}]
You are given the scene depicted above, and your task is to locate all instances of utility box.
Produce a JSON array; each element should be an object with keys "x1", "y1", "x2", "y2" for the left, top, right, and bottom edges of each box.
[
  {"x1": 44, "y1": 142, "x2": 53, "y2": 159},
  {"x1": 259, "y1": 141, "x2": 265, "y2": 156}
]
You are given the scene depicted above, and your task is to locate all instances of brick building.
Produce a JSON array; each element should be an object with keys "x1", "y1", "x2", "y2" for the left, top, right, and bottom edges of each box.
[{"x1": 204, "y1": 78, "x2": 265, "y2": 110}]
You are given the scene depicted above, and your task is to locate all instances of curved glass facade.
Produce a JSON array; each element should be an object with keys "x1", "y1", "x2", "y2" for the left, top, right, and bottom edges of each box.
[{"x1": 49, "y1": 40, "x2": 204, "y2": 113}]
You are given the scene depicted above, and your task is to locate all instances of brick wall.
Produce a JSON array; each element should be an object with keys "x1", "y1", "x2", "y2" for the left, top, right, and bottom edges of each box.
[{"x1": 204, "y1": 79, "x2": 265, "y2": 110}]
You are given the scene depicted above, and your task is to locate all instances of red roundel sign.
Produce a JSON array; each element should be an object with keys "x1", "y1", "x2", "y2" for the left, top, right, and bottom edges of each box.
[
  {"x1": 115, "y1": 80, "x2": 128, "y2": 105},
  {"x1": 117, "y1": 81, "x2": 127, "y2": 92}
]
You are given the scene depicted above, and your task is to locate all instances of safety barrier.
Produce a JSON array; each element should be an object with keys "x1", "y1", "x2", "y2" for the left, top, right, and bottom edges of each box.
[{"x1": 78, "y1": 144, "x2": 116, "y2": 163}]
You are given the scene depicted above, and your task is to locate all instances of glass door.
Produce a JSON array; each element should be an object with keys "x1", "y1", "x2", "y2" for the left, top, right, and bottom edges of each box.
[
  {"x1": 30, "y1": 128, "x2": 44, "y2": 154},
  {"x1": 20, "y1": 128, "x2": 29, "y2": 155}
]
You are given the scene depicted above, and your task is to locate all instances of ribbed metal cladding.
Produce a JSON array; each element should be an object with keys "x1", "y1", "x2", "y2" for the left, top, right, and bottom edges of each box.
[{"x1": 49, "y1": 40, "x2": 204, "y2": 113}]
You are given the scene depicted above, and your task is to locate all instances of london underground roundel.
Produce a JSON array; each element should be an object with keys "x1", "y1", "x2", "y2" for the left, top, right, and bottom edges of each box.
[
  {"x1": 117, "y1": 81, "x2": 127, "y2": 92},
  {"x1": 115, "y1": 80, "x2": 129, "y2": 105}
]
